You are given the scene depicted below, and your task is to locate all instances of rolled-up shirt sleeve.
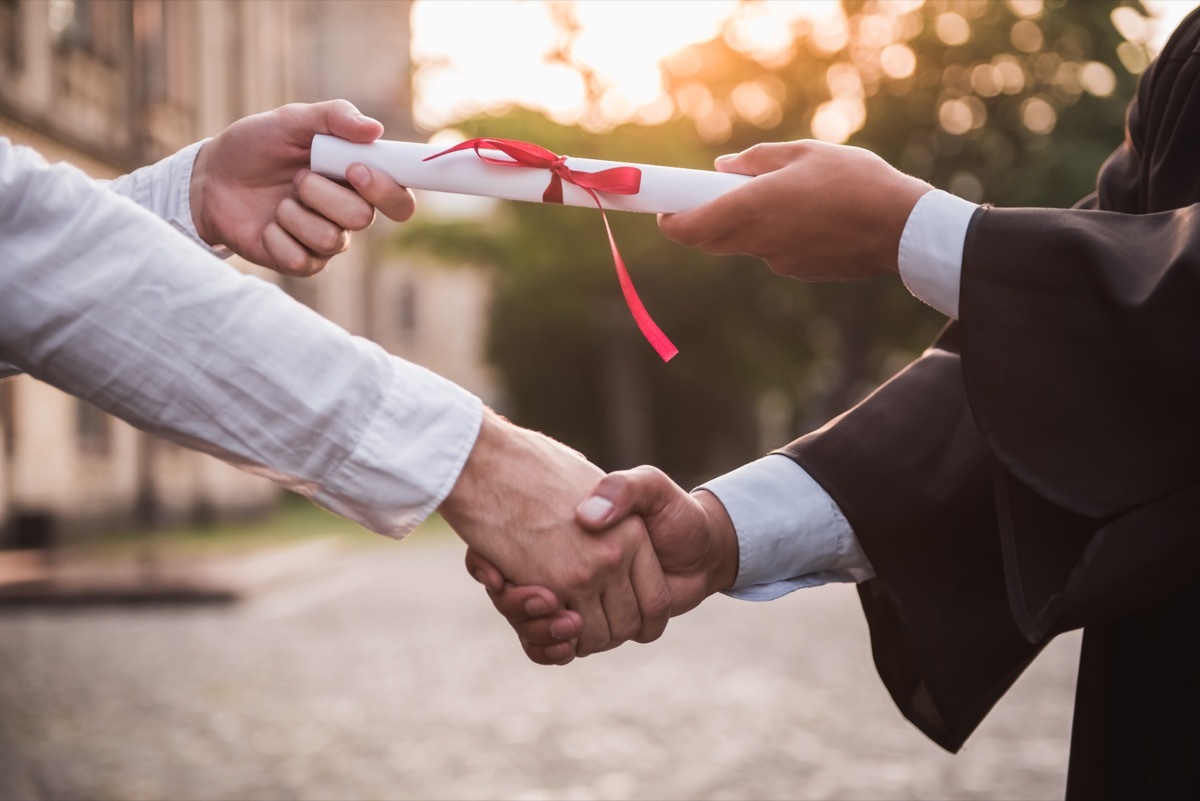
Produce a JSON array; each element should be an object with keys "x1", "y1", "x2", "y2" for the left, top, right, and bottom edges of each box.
[{"x1": 0, "y1": 137, "x2": 481, "y2": 538}]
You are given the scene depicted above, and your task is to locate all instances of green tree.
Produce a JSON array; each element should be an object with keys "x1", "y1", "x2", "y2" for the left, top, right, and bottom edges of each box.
[{"x1": 403, "y1": 0, "x2": 1149, "y2": 481}]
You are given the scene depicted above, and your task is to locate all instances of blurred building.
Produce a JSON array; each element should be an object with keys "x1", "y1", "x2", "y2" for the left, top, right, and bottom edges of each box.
[{"x1": 0, "y1": 0, "x2": 496, "y2": 547}]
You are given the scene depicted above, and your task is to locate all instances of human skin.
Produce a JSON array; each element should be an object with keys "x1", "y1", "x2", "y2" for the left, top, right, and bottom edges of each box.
[
  {"x1": 658, "y1": 140, "x2": 931, "y2": 281},
  {"x1": 190, "y1": 99, "x2": 416, "y2": 276},
  {"x1": 443, "y1": 415, "x2": 673, "y2": 657},
  {"x1": 188, "y1": 102, "x2": 674, "y2": 656},
  {"x1": 469, "y1": 140, "x2": 933, "y2": 664},
  {"x1": 466, "y1": 466, "x2": 739, "y2": 664}
]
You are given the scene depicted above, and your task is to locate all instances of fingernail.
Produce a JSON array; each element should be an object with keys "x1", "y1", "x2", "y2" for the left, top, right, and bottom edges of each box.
[
  {"x1": 471, "y1": 570, "x2": 488, "y2": 587},
  {"x1": 550, "y1": 617, "x2": 577, "y2": 640},
  {"x1": 577, "y1": 495, "x2": 613, "y2": 525},
  {"x1": 715, "y1": 153, "x2": 736, "y2": 162},
  {"x1": 347, "y1": 164, "x2": 370, "y2": 187},
  {"x1": 524, "y1": 598, "x2": 549, "y2": 617},
  {"x1": 355, "y1": 112, "x2": 380, "y2": 125}
]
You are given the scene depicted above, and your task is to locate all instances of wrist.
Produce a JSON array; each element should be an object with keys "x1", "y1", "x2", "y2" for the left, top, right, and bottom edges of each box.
[
  {"x1": 693, "y1": 489, "x2": 738, "y2": 594},
  {"x1": 188, "y1": 139, "x2": 218, "y2": 247},
  {"x1": 881, "y1": 178, "x2": 934, "y2": 274},
  {"x1": 439, "y1": 407, "x2": 506, "y2": 533}
]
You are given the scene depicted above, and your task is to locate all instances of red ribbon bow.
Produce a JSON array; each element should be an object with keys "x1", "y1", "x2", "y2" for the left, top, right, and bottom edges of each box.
[{"x1": 424, "y1": 138, "x2": 678, "y2": 362}]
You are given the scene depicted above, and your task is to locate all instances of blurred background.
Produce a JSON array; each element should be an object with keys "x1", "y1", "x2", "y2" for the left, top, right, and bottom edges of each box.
[{"x1": 0, "y1": 1, "x2": 1192, "y2": 799}]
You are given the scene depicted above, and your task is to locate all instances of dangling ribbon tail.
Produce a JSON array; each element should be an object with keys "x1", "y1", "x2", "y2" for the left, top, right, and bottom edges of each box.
[{"x1": 424, "y1": 138, "x2": 679, "y2": 361}]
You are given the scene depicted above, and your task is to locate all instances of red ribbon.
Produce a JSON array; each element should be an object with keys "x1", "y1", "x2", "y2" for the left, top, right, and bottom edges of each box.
[{"x1": 423, "y1": 138, "x2": 678, "y2": 362}]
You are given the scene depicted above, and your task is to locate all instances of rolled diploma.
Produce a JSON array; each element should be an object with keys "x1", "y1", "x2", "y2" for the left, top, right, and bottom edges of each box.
[{"x1": 311, "y1": 134, "x2": 751, "y2": 214}]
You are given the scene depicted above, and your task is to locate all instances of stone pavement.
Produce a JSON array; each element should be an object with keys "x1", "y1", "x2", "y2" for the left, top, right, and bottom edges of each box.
[
  {"x1": 0, "y1": 539, "x2": 346, "y2": 606},
  {"x1": 0, "y1": 535, "x2": 1081, "y2": 801}
]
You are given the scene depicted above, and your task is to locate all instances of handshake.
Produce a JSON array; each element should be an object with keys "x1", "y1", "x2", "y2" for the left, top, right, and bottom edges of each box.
[{"x1": 440, "y1": 408, "x2": 740, "y2": 665}]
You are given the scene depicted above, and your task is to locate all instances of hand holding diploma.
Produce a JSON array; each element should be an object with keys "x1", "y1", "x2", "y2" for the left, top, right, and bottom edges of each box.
[
  {"x1": 658, "y1": 140, "x2": 933, "y2": 281},
  {"x1": 191, "y1": 100, "x2": 416, "y2": 276}
]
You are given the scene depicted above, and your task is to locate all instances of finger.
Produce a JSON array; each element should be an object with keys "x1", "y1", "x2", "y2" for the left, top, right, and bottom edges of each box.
[
  {"x1": 571, "y1": 594, "x2": 613, "y2": 657},
  {"x1": 464, "y1": 548, "x2": 506, "y2": 594},
  {"x1": 275, "y1": 196, "x2": 350, "y2": 257},
  {"x1": 657, "y1": 195, "x2": 744, "y2": 248},
  {"x1": 261, "y1": 221, "x2": 324, "y2": 276},
  {"x1": 294, "y1": 169, "x2": 376, "y2": 231},
  {"x1": 595, "y1": 524, "x2": 646, "y2": 647},
  {"x1": 510, "y1": 609, "x2": 584, "y2": 646},
  {"x1": 521, "y1": 639, "x2": 576, "y2": 666},
  {"x1": 599, "y1": 582, "x2": 642, "y2": 650},
  {"x1": 714, "y1": 141, "x2": 803, "y2": 176},
  {"x1": 576, "y1": 465, "x2": 676, "y2": 530},
  {"x1": 282, "y1": 99, "x2": 384, "y2": 145},
  {"x1": 659, "y1": 143, "x2": 802, "y2": 248},
  {"x1": 699, "y1": 234, "x2": 749, "y2": 257},
  {"x1": 346, "y1": 163, "x2": 417, "y2": 223},
  {"x1": 489, "y1": 584, "x2": 566, "y2": 624},
  {"x1": 630, "y1": 540, "x2": 671, "y2": 644}
]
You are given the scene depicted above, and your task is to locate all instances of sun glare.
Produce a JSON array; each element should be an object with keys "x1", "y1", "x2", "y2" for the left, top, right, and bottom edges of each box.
[
  {"x1": 411, "y1": 0, "x2": 837, "y2": 132},
  {"x1": 411, "y1": 0, "x2": 1195, "y2": 136}
]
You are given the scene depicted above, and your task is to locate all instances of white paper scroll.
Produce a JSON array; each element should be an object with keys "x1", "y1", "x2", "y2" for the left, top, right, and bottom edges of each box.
[{"x1": 310, "y1": 134, "x2": 751, "y2": 214}]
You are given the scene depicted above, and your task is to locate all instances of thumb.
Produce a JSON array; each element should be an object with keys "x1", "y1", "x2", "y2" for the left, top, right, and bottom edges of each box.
[
  {"x1": 714, "y1": 142, "x2": 795, "y2": 176},
  {"x1": 576, "y1": 466, "x2": 675, "y2": 531},
  {"x1": 290, "y1": 99, "x2": 384, "y2": 144}
]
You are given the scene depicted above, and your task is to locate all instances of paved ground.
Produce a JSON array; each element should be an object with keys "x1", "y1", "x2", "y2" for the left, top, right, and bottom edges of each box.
[{"x1": 0, "y1": 535, "x2": 1081, "y2": 801}]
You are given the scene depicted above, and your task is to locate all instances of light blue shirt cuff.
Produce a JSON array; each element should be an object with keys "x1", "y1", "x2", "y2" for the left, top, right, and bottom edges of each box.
[
  {"x1": 897, "y1": 188, "x2": 977, "y2": 319},
  {"x1": 699, "y1": 454, "x2": 874, "y2": 602}
]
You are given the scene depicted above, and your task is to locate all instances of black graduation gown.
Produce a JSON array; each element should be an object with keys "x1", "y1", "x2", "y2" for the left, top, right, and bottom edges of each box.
[{"x1": 777, "y1": 9, "x2": 1200, "y2": 799}]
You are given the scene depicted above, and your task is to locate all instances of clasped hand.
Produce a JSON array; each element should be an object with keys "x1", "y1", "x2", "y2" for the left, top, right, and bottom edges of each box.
[{"x1": 462, "y1": 463, "x2": 740, "y2": 665}]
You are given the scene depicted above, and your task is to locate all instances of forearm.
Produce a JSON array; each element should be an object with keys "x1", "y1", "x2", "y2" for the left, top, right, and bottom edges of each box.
[{"x1": 0, "y1": 140, "x2": 481, "y2": 537}]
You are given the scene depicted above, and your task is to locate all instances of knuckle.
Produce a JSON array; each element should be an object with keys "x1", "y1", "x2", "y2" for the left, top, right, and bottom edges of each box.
[
  {"x1": 318, "y1": 227, "x2": 346, "y2": 254},
  {"x1": 630, "y1": 464, "x2": 666, "y2": 483},
  {"x1": 349, "y1": 206, "x2": 376, "y2": 231},
  {"x1": 390, "y1": 192, "x2": 417, "y2": 222},
  {"x1": 278, "y1": 195, "x2": 301, "y2": 219},
  {"x1": 293, "y1": 169, "x2": 315, "y2": 196},
  {"x1": 645, "y1": 588, "x2": 671, "y2": 622},
  {"x1": 563, "y1": 564, "x2": 593, "y2": 590},
  {"x1": 277, "y1": 255, "x2": 309, "y2": 276},
  {"x1": 674, "y1": 223, "x2": 703, "y2": 248},
  {"x1": 612, "y1": 618, "x2": 640, "y2": 643},
  {"x1": 596, "y1": 539, "x2": 626, "y2": 571},
  {"x1": 790, "y1": 139, "x2": 815, "y2": 155},
  {"x1": 283, "y1": 253, "x2": 319, "y2": 276},
  {"x1": 743, "y1": 142, "x2": 769, "y2": 159}
]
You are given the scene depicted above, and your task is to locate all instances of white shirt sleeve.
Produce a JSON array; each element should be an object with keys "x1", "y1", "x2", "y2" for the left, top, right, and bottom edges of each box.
[
  {"x1": 0, "y1": 137, "x2": 482, "y2": 539},
  {"x1": 699, "y1": 454, "x2": 874, "y2": 601},
  {"x1": 105, "y1": 139, "x2": 233, "y2": 259},
  {"x1": 896, "y1": 188, "x2": 977, "y2": 319}
]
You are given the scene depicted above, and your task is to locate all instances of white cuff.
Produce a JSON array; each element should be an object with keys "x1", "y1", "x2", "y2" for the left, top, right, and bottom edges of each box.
[
  {"x1": 897, "y1": 189, "x2": 977, "y2": 319},
  {"x1": 106, "y1": 139, "x2": 233, "y2": 259},
  {"x1": 698, "y1": 454, "x2": 873, "y2": 602}
]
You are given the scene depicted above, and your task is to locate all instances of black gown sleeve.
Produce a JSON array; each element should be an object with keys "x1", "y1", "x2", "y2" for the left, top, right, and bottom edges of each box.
[
  {"x1": 778, "y1": 325, "x2": 1046, "y2": 752},
  {"x1": 774, "y1": 8, "x2": 1200, "y2": 755}
]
